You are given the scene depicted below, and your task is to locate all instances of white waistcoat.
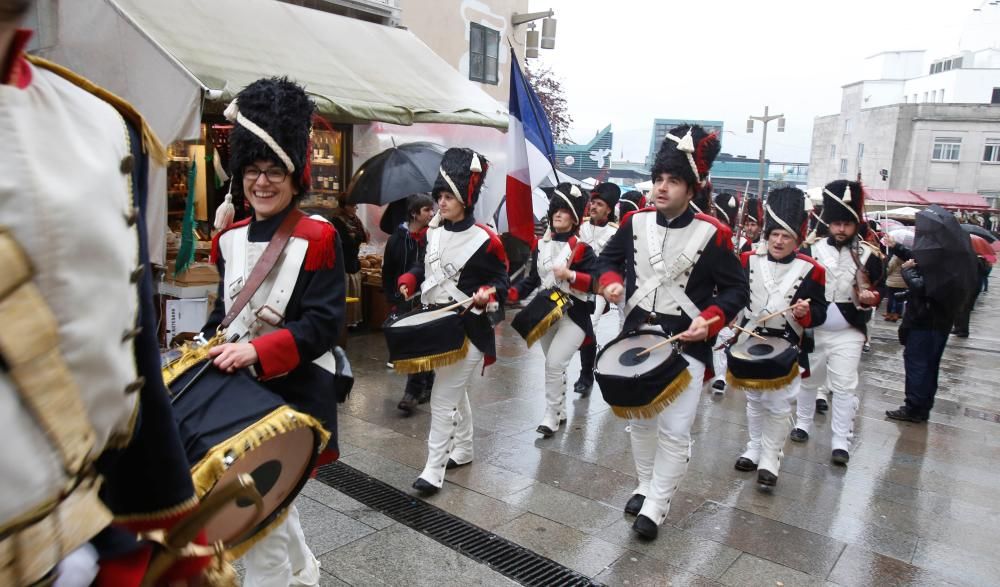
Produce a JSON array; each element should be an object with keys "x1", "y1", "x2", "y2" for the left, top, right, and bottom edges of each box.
[
  {"x1": 747, "y1": 253, "x2": 813, "y2": 334},
  {"x1": 578, "y1": 221, "x2": 617, "y2": 256},
  {"x1": 420, "y1": 224, "x2": 489, "y2": 305},
  {"x1": 536, "y1": 238, "x2": 588, "y2": 302},
  {"x1": 811, "y1": 239, "x2": 870, "y2": 305},
  {"x1": 0, "y1": 66, "x2": 140, "y2": 546}
]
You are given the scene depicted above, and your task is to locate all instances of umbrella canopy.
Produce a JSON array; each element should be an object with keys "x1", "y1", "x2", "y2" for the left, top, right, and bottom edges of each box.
[
  {"x1": 961, "y1": 223, "x2": 997, "y2": 242},
  {"x1": 912, "y1": 205, "x2": 979, "y2": 303},
  {"x1": 970, "y1": 234, "x2": 997, "y2": 265},
  {"x1": 888, "y1": 227, "x2": 914, "y2": 248},
  {"x1": 347, "y1": 142, "x2": 445, "y2": 206},
  {"x1": 879, "y1": 218, "x2": 904, "y2": 231}
]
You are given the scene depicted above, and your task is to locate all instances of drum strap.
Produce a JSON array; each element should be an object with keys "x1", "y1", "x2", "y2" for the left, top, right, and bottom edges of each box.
[
  {"x1": 624, "y1": 216, "x2": 715, "y2": 319},
  {"x1": 422, "y1": 226, "x2": 487, "y2": 304},
  {"x1": 221, "y1": 209, "x2": 304, "y2": 331}
]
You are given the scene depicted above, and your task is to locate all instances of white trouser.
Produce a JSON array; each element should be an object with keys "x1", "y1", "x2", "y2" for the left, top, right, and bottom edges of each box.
[
  {"x1": 712, "y1": 326, "x2": 736, "y2": 384},
  {"x1": 743, "y1": 378, "x2": 798, "y2": 475},
  {"x1": 537, "y1": 316, "x2": 586, "y2": 431},
  {"x1": 795, "y1": 328, "x2": 864, "y2": 452},
  {"x1": 630, "y1": 354, "x2": 705, "y2": 526},
  {"x1": 243, "y1": 505, "x2": 320, "y2": 587},
  {"x1": 418, "y1": 346, "x2": 484, "y2": 487}
]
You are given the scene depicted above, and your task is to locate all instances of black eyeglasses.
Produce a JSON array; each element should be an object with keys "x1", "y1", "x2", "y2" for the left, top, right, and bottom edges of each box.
[{"x1": 243, "y1": 166, "x2": 288, "y2": 183}]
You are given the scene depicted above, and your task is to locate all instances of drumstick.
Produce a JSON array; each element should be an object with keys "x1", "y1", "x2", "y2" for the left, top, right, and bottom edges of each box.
[
  {"x1": 756, "y1": 299, "x2": 811, "y2": 323},
  {"x1": 429, "y1": 287, "x2": 497, "y2": 316},
  {"x1": 636, "y1": 316, "x2": 721, "y2": 357},
  {"x1": 732, "y1": 324, "x2": 767, "y2": 341}
]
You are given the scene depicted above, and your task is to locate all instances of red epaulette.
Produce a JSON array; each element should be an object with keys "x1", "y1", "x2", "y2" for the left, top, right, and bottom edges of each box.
[
  {"x1": 795, "y1": 252, "x2": 827, "y2": 284},
  {"x1": 209, "y1": 217, "x2": 252, "y2": 264},
  {"x1": 739, "y1": 250, "x2": 753, "y2": 269},
  {"x1": 3, "y1": 30, "x2": 33, "y2": 88},
  {"x1": 620, "y1": 206, "x2": 655, "y2": 226},
  {"x1": 294, "y1": 215, "x2": 337, "y2": 271},
  {"x1": 568, "y1": 236, "x2": 590, "y2": 265},
  {"x1": 476, "y1": 223, "x2": 509, "y2": 270},
  {"x1": 694, "y1": 212, "x2": 734, "y2": 250}
]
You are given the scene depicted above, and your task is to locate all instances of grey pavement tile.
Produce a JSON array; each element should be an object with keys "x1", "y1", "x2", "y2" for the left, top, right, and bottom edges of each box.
[
  {"x1": 718, "y1": 553, "x2": 835, "y2": 587},
  {"x1": 502, "y1": 481, "x2": 621, "y2": 535},
  {"x1": 768, "y1": 505, "x2": 918, "y2": 563},
  {"x1": 595, "y1": 552, "x2": 721, "y2": 587},
  {"x1": 318, "y1": 523, "x2": 518, "y2": 586},
  {"x1": 301, "y1": 479, "x2": 394, "y2": 530},
  {"x1": 340, "y1": 450, "x2": 421, "y2": 493},
  {"x1": 911, "y1": 536, "x2": 1000, "y2": 586},
  {"x1": 493, "y1": 512, "x2": 628, "y2": 578},
  {"x1": 293, "y1": 495, "x2": 378, "y2": 557},
  {"x1": 828, "y1": 544, "x2": 958, "y2": 587},
  {"x1": 596, "y1": 518, "x2": 741, "y2": 580},
  {"x1": 319, "y1": 570, "x2": 351, "y2": 587},
  {"x1": 443, "y1": 457, "x2": 538, "y2": 501},
  {"x1": 418, "y1": 482, "x2": 526, "y2": 531},
  {"x1": 682, "y1": 501, "x2": 846, "y2": 578}
]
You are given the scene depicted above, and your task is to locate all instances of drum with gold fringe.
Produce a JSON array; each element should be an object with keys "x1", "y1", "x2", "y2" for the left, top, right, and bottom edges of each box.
[
  {"x1": 595, "y1": 330, "x2": 691, "y2": 419},
  {"x1": 383, "y1": 306, "x2": 469, "y2": 373},
  {"x1": 511, "y1": 287, "x2": 573, "y2": 347},
  {"x1": 725, "y1": 334, "x2": 800, "y2": 391}
]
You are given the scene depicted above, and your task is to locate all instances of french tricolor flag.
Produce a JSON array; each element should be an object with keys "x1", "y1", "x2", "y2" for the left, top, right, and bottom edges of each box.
[{"x1": 506, "y1": 49, "x2": 557, "y2": 245}]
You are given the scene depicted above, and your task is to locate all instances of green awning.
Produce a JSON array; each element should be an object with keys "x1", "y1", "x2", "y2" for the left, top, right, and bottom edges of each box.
[{"x1": 108, "y1": 0, "x2": 508, "y2": 129}]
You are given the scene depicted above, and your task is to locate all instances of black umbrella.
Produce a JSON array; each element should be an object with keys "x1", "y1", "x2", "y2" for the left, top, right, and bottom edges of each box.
[
  {"x1": 346, "y1": 142, "x2": 445, "y2": 206},
  {"x1": 960, "y1": 223, "x2": 997, "y2": 243},
  {"x1": 912, "y1": 205, "x2": 978, "y2": 303}
]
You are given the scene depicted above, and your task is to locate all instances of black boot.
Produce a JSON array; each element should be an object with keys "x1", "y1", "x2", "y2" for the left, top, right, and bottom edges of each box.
[
  {"x1": 624, "y1": 494, "x2": 645, "y2": 515},
  {"x1": 632, "y1": 515, "x2": 658, "y2": 540},
  {"x1": 416, "y1": 371, "x2": 434, "y2": 404},
  {"x1": 412, "y1": 477, "x2": 438, "y2": 495},
  {"x1": 397, "y1": 393, "x2": 417, "y2": 415},
  {"x1": 831, "y1": 449, "x2": 850, "y2": 466},
  {"x1": 757, "y1": 469, "x2": 777, "y2": 487},
  {"x1": 816, "y1": 397, "x2": 828, "y2": 413},
  {"x1": 789, "y1": 428, "x2": 809, "y2": 443},
  {"x1": 886, "y1": 407, "x2": 926, "y2": 423},
  {"x1": 734, "y1": 457, "x2": 758, "y2": 472},
  {"x1": 573, "y1": 343, "x2": 596, "y2": 396}
]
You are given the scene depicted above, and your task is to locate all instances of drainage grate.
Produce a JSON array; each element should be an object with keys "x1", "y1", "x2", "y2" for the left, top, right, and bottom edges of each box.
[{"x1": 315, "y1": 462, "x2": 604, "y2": 587}]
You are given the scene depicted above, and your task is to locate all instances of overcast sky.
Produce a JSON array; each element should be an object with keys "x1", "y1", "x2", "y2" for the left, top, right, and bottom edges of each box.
[{"x1": 526, "y1": 0, "x2": 986, "y2": 164}]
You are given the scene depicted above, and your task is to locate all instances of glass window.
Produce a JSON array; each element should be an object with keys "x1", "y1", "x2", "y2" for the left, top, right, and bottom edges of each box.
[
  {"x1": 839, "y1": 158, "x2": 848, "y2": 173},
  {"x1": 932, "y1": 137, "x2": 961, "y2": 161},
  {"x1": 829, "y1": 144, "x2": 836, "y2": 158},
  {"x1": 469, "y1": 23, "x2": 499, "y2": 85},
  {"x1": 984, "y1": 139, "x2": 1000, "y2": 163},
  {"x1": 857, "y1": 143, "x2": 864, "y2": 160}
]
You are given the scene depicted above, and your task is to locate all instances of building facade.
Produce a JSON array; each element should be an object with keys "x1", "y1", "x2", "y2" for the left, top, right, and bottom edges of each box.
[
  {"x1": 555, "y1": 125, "x2": 614, "y2": 181},
  {"x1": 808, "y1": 4, "x2": 1000, "y2": 207},
  {"x1": 646, "y1": 118, "x2": 724, "y2": 168}
]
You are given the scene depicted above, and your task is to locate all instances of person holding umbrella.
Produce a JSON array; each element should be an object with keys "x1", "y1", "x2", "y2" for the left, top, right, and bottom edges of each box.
[{"x1": 884, "y1": 205, "x2": 978, "y2": 423}]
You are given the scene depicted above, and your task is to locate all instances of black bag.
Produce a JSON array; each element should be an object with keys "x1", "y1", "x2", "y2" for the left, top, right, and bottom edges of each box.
[{"x1": 331, "y1": 346, "x2": 355, "y2": 403}]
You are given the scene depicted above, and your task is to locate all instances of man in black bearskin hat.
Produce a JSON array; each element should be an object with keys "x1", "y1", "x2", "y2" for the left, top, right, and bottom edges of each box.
[
  {"x1": 737, "y1": 194, "x2": 764, "y2": 254},
  {"x1": 790, "y1": 180, "x2": 882, "y2": 466},
  {"x1": 618, "y1": 190, "x2": 647, "y2": 218},
  {"x1": 204, "y1": 77, "x2": 346, "y2": 585},
  {"x1": 708, "y1": 190, "x2": 742, "y2": 395},
  {"x1": 572, "y1": 182, "x2": 621, "y2": 395},
  {"x1": 509, "y1": 184, "x2": 597, "y2": 436},
  {"x1": 596, "y1": 125, "x2": 748, "y2": 539},
  {"x1": 397, "y1": 148, "x2": 510, "y2": 495},
  {"x1": 728, "y1": 188, "x2": 828, "y2": 488}
]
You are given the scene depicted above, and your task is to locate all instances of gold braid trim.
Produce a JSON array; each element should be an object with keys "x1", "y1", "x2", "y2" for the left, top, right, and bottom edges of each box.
[
  {"x1": 162, "y1": 332, "x2": 228, "y2": 387},
  {"x1": 25, "y1": 55, "x2": 168, "y2": 165},
  {"x1": 610, "y1": 369, "x2": 693, "y2": 420},
  {"x1": 112, "y1": 494, "x2": 200, "y2": 526},
  {"x1": 726, "y1": 363, "x2": 800, "y2": 392},
  {"x1": 393, "y1": 337, "x2": 470, "y2": 374},
  {"x1": 522, "y1": 306, "x2": 565, "y2": 348}
]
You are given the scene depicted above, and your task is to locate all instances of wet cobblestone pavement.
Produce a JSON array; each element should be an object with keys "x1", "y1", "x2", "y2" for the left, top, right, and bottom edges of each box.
[{"x1": 288, "y1": 274, "x2": 1000, "y2": 586}]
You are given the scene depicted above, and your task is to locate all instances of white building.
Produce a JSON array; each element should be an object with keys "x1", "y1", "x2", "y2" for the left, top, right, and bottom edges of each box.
[{"x1": 809, "y1": 3, "x2": 1000, "y2": 208}]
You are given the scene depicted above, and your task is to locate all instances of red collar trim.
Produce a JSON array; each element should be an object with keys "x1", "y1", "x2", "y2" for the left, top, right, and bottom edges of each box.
[{"x1": 2, "y1": 29, "x2": 33, "y2": 89}]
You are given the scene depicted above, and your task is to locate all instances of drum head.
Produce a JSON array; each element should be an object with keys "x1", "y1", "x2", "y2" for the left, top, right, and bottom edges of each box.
[
  {"x1": 596, "y1": 332, "x2": 676, "y2": 377},
  {"x1": 388, "y1": 308, "x2": 456, "y2": 328},
  {"x1": 729, "y1": 336, "x2": 792, "y2": 361},
  {"x1": 205, "y1": 426, "x2": 318, "y2": 547}
]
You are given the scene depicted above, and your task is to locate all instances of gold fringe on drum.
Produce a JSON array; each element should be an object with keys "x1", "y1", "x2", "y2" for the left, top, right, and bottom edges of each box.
[
  {"x1": 610, "y1": 369, "x2": 693, "y2": 420},
  {"x1": 523, "y1": 306, "x2": 565, "y2": 348},
  {"x1": 189, "y1": 407, "x2": 330, "y2": 557},
  {"x1": 393, "y1": 337, "x2": 471, "y2": 374},
  {"x1": 725, "y1": 363, "x2": 800, "y2": 392},
  {"x1": 162, "y1": 332, "x2": 228, "y2": 386}
]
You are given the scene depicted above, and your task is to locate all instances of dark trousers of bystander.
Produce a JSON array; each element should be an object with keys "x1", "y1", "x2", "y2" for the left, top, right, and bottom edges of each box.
[
  {"x1": 952, "y1": 288, "x2": 981, "y2": 336},
  {"x1": 902, "y1": 328, "x2": 950, "y2": 419}
]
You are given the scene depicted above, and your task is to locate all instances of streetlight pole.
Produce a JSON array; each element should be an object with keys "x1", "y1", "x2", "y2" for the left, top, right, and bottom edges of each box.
[{"x1": 747, "y1": 106, "x2": 785, "y2": 198}]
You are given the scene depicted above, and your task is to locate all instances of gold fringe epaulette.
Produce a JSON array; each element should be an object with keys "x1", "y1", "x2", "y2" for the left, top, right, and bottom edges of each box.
[
  {"x1": 393, "y1": 337, "x2": 470, "y2": 374},
  {"x1": 162, "y1": 333, "x2": 227, "y2": 387},
  {"x1": 523, "y1": 306, "x2": 565, "y2": 348},
  {"x1": 610, "y1": 369, "x2": 693, "y2": 420},
  {"x1": 726, "y1": 363, "x2": 800, "y2": 392},
  {"x1": 25, "y1": 55, "x2": 168, "y2": 164}
]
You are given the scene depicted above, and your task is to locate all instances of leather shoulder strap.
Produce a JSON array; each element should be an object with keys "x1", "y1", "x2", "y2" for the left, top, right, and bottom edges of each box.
[{"x1": 221, "y1": 209, "x2": 304, "y2": 331}]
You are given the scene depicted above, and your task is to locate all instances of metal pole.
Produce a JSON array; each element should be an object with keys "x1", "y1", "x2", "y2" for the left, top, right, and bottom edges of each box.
[{"x1": 758, "y1": 105, "x2": 768, "y2": 199}]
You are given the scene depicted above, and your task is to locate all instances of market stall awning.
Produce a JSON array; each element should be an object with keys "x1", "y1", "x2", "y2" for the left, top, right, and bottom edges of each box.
[
  {"x1": 865, "y1": 189, "x2": 926, "y2": 205},
  {"x1": 106, "y1": 0, "x2": 507, "y2": 129},
  {"x1": 910, "y1": 191, "x2": 990, "y2": 210}
]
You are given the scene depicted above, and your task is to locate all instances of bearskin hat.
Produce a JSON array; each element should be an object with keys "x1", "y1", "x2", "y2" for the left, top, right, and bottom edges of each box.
[
  {"x1": 714, "y1": 191, "x2": 739, "y2": 229},
  {"x1": 764, "y1": 187, "x2": 810, "y2": 242},
  {"x1": 618, "y1": 190, "x2": 646, "y2": 216},
  {"x1": 227, "y1": 77, "x2": 315, "y2": 199},
  {"x1": 691, "y1": 180, "x2": 714, "y2": 215},
  {"x1": 651, "y1": 124, "x2": 721, "y2": 190},
  {"x1": 432, "y1": 147, "x2": 490, "y2": 211},
  {"x1": 590, "y1": 182, "x2": 621, "y2": 211},
  {"x1": 548, "y1": 182, "x2": 587, "y2": 228},
  {"x1": 743, "y1": 195, "x2": 763, "y2": 224},
  {"x1": 821, "y1": 179, "x2": 864, "y2": 225}
]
